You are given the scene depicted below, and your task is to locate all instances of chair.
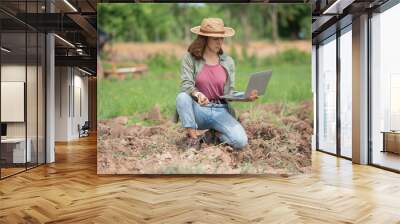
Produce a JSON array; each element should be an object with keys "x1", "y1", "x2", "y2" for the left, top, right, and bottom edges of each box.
[{"x1": 78, "y1": 121, "x2": 90, "y2": 138}]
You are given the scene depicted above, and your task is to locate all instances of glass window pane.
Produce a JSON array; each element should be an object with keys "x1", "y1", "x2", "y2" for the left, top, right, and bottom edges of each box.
[
  {"x1": 27, "y1": 31, "x2": 38, "y2": 169},
  {"x1": 340, "y1": 28, "x2": 352, "y2": 158},
  {"x1": 371, "y1": 4, "x2": 400, "y2": 171},
  {"x1": 38, "y1": 33, "x2": 45, "y2": 165},
  {"x1": 1, "y1": 30, "x2": 27, "y2": 177},
  {"x1": 318, "y1": 36, "x2": 337, "y2": 154},
  {"x1": 0, "y1": 0, "x2": 46, "y2": 179}
]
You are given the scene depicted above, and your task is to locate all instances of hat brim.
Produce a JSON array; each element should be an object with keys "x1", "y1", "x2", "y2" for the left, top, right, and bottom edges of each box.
[{"x1": 190, "y1": 26, "x2": 235, "y2": 38}]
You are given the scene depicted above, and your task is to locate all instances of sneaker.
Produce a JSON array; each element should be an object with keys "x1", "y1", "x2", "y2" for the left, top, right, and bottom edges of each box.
[
  {"x1": 185, "y1": 137, "x2": 202, "y2": 151},
  {"x1": 200, "y1": 129, "x2": 220, "y2": 145}
]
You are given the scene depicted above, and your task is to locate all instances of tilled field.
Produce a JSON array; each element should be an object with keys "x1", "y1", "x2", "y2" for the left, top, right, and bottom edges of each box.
[
  {"x1": 97, "y1": 101, "x2": 313, "y2": 175},
  {"x1": 103, "y1": 40, "x2": 310, "y2": 62}
]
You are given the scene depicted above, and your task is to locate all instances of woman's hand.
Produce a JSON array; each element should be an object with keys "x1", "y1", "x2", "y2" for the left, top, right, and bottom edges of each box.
[
  {"x1": 198, "y1": 92, "x2": 209, "y2": 105},
  {"x1": 248, "y1": 89, "x2": 258, "y2": 101},
  {"x1": 193, "y1": 91, "x2": 209, "y2": 105}
]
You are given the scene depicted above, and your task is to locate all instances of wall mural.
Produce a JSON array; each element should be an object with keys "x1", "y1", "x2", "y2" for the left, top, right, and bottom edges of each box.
[{"x1": 97, "y1": 3, "x2": 313, "y2": 175}]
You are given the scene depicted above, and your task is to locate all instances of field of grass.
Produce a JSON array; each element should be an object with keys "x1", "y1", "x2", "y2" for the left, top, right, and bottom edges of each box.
[{"x1": 98, "y1": 49, "x2": 312, "y2": 121}]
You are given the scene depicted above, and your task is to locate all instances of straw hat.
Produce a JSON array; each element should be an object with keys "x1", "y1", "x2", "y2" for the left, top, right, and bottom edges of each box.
[{"x1": 190, "y1": 18, "x2": 235, "y2": 38}]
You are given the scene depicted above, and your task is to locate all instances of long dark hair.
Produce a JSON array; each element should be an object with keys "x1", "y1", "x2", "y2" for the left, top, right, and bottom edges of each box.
[{"x1": 187, "y1": 35, "x2": 223, "y2": 60}]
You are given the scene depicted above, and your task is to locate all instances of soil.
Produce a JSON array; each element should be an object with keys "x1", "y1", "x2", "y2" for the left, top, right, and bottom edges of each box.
[
  {"x1": 103, "y1": 40, "x2": 310, "y2": 62},
  {"x1": 97, "y1": 101, "x2": 313, "y2": 175}
]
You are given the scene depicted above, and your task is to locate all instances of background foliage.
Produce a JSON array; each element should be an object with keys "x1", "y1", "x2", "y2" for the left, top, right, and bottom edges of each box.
[{"x1": 98, "y1": 3, "x2": 311, "y2": 43}]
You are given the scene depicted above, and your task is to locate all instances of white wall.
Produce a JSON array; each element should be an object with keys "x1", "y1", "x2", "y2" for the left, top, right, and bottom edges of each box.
[
  {"x1": 1, "y1": 65, "x2": 25, "y2": 81},
  {"x1": 55, "y1": 67, "x2": 89, "y2": 141},
  {"x1": 72, "y1": 73, "x2": 89, "y2": 138},
  {"x1": 55, "y1": 66, "x2": 69, "y2": 141}
]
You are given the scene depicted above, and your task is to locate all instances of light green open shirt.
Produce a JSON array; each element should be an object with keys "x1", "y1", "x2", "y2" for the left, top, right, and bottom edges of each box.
[{"x1": 173, "y1": 52, "x2": 237, "y2": 123}]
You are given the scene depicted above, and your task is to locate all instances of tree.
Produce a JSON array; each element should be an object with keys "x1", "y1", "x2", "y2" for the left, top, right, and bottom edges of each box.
[{"x1": 98, "y1": 3, "x2": 311, "y2": 43}]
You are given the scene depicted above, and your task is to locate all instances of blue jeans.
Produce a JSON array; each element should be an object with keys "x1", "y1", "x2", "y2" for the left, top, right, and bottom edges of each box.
[{"x1": 176, "y1": 92, "x2": 248, "y2": 149}]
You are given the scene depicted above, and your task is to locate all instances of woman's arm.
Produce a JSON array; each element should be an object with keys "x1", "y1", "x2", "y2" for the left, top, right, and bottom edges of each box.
[
  {"x1": 228, "y1": 56, "x2": 235, "y2": 94},
  {"x1": 180, "y1": 53, "x2": 209, "y2": 105},
  {"x1": 229, "y1": 57, "x2": 257, "y2": 101},
  {"x1": 180, "y1": 53, "x2": 199, "y2": 96}
]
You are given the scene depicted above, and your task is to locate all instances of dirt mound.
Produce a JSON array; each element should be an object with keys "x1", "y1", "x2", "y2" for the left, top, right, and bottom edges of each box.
[{"x1": 97, "y1": 101, "x2": 313, "y2": 175}]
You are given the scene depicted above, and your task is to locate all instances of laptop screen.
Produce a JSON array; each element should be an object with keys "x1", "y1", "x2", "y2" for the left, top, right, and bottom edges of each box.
[{"x1": 244, "y1": 71, "x2": 272, "y2": 97}]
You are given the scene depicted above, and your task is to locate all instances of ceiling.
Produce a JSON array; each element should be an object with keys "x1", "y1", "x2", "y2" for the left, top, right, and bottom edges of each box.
[
  {"x1": 0, "y1": 0, "x2": 97, "y2": 74},
  {"x1": 311, "y1": 0, "x2": 390, "y2": 44}
]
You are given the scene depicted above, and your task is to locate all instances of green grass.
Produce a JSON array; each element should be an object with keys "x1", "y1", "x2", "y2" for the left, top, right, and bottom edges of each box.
[{"x1": 98, "y1": 50, "x2": 312, "y2": 120}]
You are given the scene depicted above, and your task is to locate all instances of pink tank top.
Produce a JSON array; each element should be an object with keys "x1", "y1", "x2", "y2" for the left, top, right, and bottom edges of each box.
[{"x1": 195, "y1": 64, "x2": 227, "y2": 101}]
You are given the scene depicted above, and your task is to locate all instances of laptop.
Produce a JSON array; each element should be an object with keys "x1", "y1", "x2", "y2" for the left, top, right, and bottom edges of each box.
[{"x1": 221, "y1": 71, "x2": 272, "y2": 101}]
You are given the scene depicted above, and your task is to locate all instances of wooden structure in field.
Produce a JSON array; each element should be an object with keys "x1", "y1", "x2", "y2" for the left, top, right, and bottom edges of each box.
[{"x1": 102, "y1": 63, "x2": 148, "y2": 80}]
